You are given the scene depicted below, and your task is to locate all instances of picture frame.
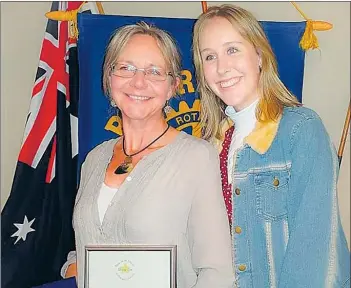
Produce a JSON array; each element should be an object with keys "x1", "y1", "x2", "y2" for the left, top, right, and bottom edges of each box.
[{"x1": 84, "y1": 245, "x2": 177, "y2": 288}]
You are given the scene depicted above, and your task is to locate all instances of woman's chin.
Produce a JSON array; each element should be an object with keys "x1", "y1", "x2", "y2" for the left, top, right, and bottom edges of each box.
[{"x1": 121, "y1": 110, "x2": 154, "y2": 122}]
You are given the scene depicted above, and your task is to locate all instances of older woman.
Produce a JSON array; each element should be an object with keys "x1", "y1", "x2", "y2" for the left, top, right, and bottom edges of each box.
[
  {"x1": 193, "y1": 4, "x2": 350, "y2": 288},
  {"x1": 61, "y1": 22, "x2": 234, "y2": 288}
]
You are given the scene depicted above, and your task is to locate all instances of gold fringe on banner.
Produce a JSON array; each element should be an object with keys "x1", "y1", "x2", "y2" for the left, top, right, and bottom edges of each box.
[{"x1": 291, "y1": 2, "x2": 333, "y2": 51}]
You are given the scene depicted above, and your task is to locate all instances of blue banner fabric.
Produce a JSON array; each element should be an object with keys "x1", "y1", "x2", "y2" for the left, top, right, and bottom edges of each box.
[{"x1": 77, "y1": 13, "x2": 306, "y2": 167}]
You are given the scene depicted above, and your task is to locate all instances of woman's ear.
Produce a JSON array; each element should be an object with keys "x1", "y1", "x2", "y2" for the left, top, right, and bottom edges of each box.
[
  {"x1": 108, "y1": 74, "x2": 112, "y2": 95},
  {"x1": 169, "y1": 76, "x2": 181, "y2": 99},
  {"x1": 257, "y1": 50, "x2": 262, "y2": 70}
]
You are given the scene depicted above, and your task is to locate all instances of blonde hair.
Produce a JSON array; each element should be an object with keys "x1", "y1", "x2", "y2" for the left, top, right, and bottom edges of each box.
[
  {"x1": 193, "y1": 4, "x2": 301, "y2": 141},
  {"x1": 103, "y1": 21, "x2": 182, "y2": 97}
]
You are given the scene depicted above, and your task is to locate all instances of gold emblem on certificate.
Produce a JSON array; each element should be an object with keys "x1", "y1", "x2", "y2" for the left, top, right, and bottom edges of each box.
[{"x1": 115, "y1": 260, "x2": 135, "y2": 280}]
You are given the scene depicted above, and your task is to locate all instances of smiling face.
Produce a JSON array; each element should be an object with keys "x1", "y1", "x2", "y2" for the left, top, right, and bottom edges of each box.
[
  {"x1": 109, "y1": 34, "x2": 177, "y2": 122},
  {"x1": 199, "y1": 16, "x2": 261, "y2": 111}
]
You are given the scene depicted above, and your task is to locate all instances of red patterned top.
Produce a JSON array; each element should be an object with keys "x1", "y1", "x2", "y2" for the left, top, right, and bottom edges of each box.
[{"x1": 219, "y1": 126, "x2": 235, "y2": 227}]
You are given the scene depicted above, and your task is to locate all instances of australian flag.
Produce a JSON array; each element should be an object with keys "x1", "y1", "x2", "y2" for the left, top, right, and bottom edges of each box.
[{"x1": 1, "y1": 2, "x2": 100, "y2": 287}]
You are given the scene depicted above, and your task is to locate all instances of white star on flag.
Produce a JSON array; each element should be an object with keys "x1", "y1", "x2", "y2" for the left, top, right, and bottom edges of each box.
[{"x1": 11, "y1": 216, "x2": 36, "y2": 244}]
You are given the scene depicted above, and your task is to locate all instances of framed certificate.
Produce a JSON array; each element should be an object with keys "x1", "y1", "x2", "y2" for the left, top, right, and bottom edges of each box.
[{"x1": 84, "y1": 245, "x2": 177, "y2": 288}]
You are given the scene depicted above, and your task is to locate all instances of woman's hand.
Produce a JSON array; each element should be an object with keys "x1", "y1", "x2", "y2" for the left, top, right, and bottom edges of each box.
[{"x1": 65, "y1": 262, "x2": 77, "y2": 278}]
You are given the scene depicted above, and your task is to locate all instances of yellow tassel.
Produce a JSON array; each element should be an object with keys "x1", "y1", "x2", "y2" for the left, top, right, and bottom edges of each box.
[
  {"x1": 300, "y1": 19, "x2": 319, "y2": 50},
  {"x1": 313, "y1": 20, "x2": 333, "y2": 31},
  {"x1": 291, "y1": 2, "x2": 332, "y2": 51},
  {"x1": 45, "y1": 10, "x2": 77, "y2": 21},
  {"x1": 45, "y1": 2, "x2": 86, "y2": 39}
]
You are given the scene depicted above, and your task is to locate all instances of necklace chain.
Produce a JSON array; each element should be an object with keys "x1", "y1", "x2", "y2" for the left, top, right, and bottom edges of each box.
[
  {"x1": 114, "y1": 124, "x2": 170, "y2": 175},
  {"x1": 122, "y1": 124, "x2": 170, "y2": 157},
  {"x1": 115, "y1": 124, "x2": 170, "y2": 174}
]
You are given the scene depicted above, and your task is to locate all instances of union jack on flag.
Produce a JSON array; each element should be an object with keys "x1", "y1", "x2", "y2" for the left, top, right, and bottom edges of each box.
[{"x1": 18, "y1": 1, "x2": 76, "y2": 184}]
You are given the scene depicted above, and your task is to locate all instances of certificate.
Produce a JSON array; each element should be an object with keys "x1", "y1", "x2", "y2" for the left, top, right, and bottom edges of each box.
[{"x1": 84, "y1": 245, "x2": 176, "y2": 288}]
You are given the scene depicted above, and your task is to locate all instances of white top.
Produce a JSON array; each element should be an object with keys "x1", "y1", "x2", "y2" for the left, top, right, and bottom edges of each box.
[
  {"x1": 97, "y1": 183, "x2": 118, "y2": 224},
  {"x1": 225, "y1": 99, "x2": 258, "y2": 184},
  {"x1": 62, "y1": 132, "x2": 234, "y2": 288}
]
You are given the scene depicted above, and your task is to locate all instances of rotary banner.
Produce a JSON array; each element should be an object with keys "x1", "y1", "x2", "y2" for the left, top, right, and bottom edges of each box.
[{"x1": 77, "y1": 14, "x2": 306, "y2": 166}]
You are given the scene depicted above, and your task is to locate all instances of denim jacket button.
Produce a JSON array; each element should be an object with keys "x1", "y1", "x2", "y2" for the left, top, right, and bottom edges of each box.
[
  {"x1": 235, "y1": 188, "x2": 241, "y2": 195},
  {"x1": 238, "y1": 264, "x2": 246, "y2": 271},
  {"x1": 235, "y1": 226, "x2": 242, "y2": 234},
  {"x1": 273, "y1": 178, "x2": 280, "y2": 187}
]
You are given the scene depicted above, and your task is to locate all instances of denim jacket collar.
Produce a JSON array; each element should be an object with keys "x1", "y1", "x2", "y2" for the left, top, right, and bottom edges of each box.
[{"x1": 217, "y1": 115, "x2": 282, "y2": 155}]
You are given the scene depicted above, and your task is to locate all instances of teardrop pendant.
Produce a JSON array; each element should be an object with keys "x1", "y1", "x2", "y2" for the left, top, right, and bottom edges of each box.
[{"x1": 114, "y1": 156, "x2": 134, "y2": 175}]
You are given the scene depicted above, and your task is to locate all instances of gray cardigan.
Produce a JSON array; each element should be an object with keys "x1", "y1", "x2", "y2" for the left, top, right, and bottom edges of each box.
[{"x1": 62, "y1": 131, "x2": 234, "y2": 287}]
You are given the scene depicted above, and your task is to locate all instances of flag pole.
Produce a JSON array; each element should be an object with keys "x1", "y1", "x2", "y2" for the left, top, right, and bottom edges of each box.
[
  {"x1": 337, "y1": 100, "x2": 350, "y2": 166},
  {"x1": 201, "y1": 1, "x2": 208, "y2": 13},
  {"x1": 96, "y1": 1, "x2": 105, "y2": 14}
]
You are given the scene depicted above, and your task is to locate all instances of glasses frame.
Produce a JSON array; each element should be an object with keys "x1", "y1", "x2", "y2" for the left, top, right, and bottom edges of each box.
[{"x1": 110, "y1": 62, "x2": 173, "y2": 82}]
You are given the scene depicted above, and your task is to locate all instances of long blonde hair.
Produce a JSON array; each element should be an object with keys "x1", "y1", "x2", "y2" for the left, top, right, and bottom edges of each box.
[{"x1": 192, "y1": 4, "x2": 301, "y2": 141}]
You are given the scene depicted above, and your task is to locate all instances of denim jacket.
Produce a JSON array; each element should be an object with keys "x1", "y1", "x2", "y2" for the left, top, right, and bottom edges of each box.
[{"x1": 217, "y1": 106, "x2": 350, "y2": 288}]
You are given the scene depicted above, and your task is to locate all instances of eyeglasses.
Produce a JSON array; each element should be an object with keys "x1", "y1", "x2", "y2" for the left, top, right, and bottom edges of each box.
[{"x1": 111, "y1": 62, "x2": 173, "y2": 82}]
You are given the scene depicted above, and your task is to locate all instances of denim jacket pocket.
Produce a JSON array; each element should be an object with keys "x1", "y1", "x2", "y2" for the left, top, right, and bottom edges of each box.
[{"x1": 254, "y1": 170, "x2": 290, "y2": 221}]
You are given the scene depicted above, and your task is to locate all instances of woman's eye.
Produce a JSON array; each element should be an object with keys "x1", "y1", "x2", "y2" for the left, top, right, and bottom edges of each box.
[
  {"x1": 119, "y1": 65, "x2": 135, "y2": 71},
  {"x1": 227, "y1": 47, "x2": 238, "y2": 55},
  {"x1": 205, "y1": 54, "x2": 215, "y2": 61},
  {"x1": 150, "y1": 69, "x2": 161, "y2": 75}
]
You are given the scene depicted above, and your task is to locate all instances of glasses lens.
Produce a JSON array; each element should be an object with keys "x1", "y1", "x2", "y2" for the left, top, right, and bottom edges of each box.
[
  {"x1": 112, "y1": 63, "x2": 171, "y2": 81},
  {"x1": 145, "y1": 67, "x2": 167, "y2": 81},
  {"x1": 113, "y1": 63, "x2": 135, "y2": 78}
]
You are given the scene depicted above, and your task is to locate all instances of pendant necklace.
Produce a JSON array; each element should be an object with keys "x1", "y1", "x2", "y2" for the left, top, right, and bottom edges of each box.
[{"x1": 114, "y1": 124, "x2": 171, "y2": 175}]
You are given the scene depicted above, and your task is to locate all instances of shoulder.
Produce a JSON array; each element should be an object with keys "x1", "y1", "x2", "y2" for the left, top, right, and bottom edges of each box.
[
  {"x1": 280, "y1": 106, "x2": 332, "y2": 149},
  {"x1": 282, "y1": 106, "x2": 323, "y2": 125},
  {"x1": 280, "y1": 106, "x2": 326, "y2": 135},
  {"x1": 83, "y1": 138, "x2": 118, "y2": 166},
  {"x1": 177, "y1": 132, "x2": 219, "y2": 163}
]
